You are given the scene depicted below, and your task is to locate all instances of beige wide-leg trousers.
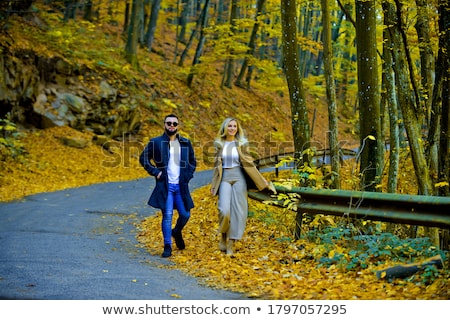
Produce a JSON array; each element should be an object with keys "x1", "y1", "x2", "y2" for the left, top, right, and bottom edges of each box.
[{"x1": 218, "y1": 167, "x2": 248, "y2": 240}]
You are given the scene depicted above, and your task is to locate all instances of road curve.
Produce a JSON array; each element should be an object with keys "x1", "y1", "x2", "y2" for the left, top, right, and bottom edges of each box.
[{"x1": 0, "y1": 170, "x2": 246, "y2": 300}]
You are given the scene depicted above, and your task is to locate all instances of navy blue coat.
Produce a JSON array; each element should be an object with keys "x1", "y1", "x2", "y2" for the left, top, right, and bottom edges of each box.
[{"x1": 139, "y1": 133, "x2": 196, "y2": 211}]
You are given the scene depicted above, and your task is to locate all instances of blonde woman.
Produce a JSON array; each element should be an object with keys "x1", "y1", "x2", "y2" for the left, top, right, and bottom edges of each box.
[{"x1": 210, "y1": 118, "x2": 275, "y2": 254}]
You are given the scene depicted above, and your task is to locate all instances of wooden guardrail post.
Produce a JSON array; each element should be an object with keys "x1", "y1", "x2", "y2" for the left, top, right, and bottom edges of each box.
[
  {"x1": 275, "y1": 155, "x2": 279, "y2": 177},
  {"x1": 294, "y1": 208, "x2": 302, "y2": 239}
]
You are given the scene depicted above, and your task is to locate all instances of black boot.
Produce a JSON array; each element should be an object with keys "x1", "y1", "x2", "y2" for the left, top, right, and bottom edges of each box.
[
  {"x1": 172, "y1": 229, "x2": 185, "y2": 250},
  {"x1": 161, "y1": 244, "x2": 172, "y2": 258}
]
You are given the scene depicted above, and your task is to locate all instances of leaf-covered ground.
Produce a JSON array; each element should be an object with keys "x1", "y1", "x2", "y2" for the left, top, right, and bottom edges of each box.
[
  {"x1": 137, "y1": 184, "x2": 449, "y2": 299},
  {"x1": 0, "y1": 126, "x2": 148, "y2": 202},
  {"x1": 1, "y1": 126, "x2": 449, "y2": 299}
]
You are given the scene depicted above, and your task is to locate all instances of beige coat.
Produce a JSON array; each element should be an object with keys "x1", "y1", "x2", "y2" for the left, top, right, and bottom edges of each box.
[{"x1": 211, "y1": 143, "x2": 269, "y2": 196}]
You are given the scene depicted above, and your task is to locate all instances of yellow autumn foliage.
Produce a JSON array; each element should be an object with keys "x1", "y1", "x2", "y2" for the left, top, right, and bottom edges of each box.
[
  {"x1": 0, "y1": 127, "x2": 450, "y2": 299},
  {"x1": 1, "y1": 126, "x2": 448, "y2": 300},
  {"x1": 0, "y1": 126, "x2": 147, "y2": 202},
  {"x1": 1, "y1": 1, "x2": 447, "y2": 302},
  {"x1": 137, "y1": 185, "x2": 450, "y2": 300}
]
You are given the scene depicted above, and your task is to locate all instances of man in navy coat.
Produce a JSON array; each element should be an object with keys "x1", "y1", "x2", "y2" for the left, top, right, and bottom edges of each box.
[{"x1": 140, "y1": 114, "x2": 196, "y2": 257}]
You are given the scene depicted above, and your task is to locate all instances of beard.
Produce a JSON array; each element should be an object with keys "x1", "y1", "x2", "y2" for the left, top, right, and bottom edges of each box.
[{"x1": 165, "y1": 128, "x2": 177, "y2": 136}]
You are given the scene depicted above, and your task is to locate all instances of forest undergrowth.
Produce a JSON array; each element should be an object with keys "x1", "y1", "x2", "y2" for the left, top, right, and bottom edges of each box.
[{"x1": 137, "y1": 173, "x2": 450, "y2": 300}]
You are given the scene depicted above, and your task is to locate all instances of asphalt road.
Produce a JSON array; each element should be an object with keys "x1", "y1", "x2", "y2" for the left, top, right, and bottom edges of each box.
[{"x1": 0, "y1": 170, "x2": 246, "y2": 300}]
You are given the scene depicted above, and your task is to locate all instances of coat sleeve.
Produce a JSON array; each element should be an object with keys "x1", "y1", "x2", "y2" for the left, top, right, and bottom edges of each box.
[
  {"x1": 210, "y1": 149, "x2": 222, "y2": 196},
  {"x1": 139, "y1": 140, "x2": 160, "y2": 177},
  {"x1": 187, "y1": 140, "x2": 196, "y2": 180},
  {"x1": 238, "y1": 145, "x2": 269, "y2": 191}
]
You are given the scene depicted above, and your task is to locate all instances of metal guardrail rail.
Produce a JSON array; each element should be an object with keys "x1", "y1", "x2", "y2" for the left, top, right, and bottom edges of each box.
[
  {"x1": 254, "y1": 149, "x2": 358, "y2": 169},
  {"x1": 249, "y1": 186, "x2": 450, "y2": 234},
  {"x1": 250, "y1": 150, "x2": 450, "y2": 246},
  {"x1": 254, "y1": 149, "x2": 358, "y2": 178}
]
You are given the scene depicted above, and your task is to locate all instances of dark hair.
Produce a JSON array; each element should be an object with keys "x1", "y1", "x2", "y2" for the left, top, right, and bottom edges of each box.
[{"x1": 164, "y1": 114, "x2": 178, "y2": 122}]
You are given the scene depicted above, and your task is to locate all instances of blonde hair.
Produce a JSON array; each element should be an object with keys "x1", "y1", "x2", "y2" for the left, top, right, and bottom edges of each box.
[{"x1": 214, "y1": 117, "x2": 248, "y2": 148}]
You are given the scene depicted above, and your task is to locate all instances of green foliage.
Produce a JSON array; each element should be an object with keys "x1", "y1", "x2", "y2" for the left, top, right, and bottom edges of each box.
[
  {"x1": 295, "y1": 163, "x2": 320, "y2": 187},
  {"x1": 250, "y1": 204, "x2": 296, "y2": 238},
  {"x1": 145, "y1": 118, "x2": 159, "y2": 126},
  {"x1": 36, "y1": 10, "x2": 130, "y2": 77},
  {"x1": 305, "y1": 226, "x2": 444, "y2": 271},
  {"x1": 144, "y1": 102, "x2": 160, "y2": 113},
  {"x1": 303, "y1": 75, "x2": 326, "y2": 98},
  {"x1": 0, "y1": 118, "x2": 25, "y2": 160},
  {"x1": 208, "y1": 24, "x2": 250, "y2": 59},
  {"x1": 248, "y1": 59, "x2": 287, "y2": 92},
  {"x1": 419, "y1": 265, "x2": 440, "y2": 285}
]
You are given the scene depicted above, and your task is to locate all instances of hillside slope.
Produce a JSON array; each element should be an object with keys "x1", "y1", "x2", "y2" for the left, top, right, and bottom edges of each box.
[{"x1": 0, "y1": 4, "x2": 357, "y2": 202}]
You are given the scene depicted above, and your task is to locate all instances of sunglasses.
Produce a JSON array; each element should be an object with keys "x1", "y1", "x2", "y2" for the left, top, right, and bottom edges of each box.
[{"x1": 165, "y1": 121, "x2": 178, "y2": 127}]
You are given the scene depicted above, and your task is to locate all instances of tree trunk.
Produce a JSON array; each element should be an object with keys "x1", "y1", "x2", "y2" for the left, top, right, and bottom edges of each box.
[
  {"x1": 235, "y1": 0, "x2": 266, "y2": 89},
  {"x1": 387, "y1": 1, "x2": 433, "y2": 196},
  {"x1": 145, "y1": 0, "x2": 162, "y2": 52},
  {"x1": 382, "y1": 0, "x2": 400, "y2": 233},
  {"x1": 421, "y1": 0, "x2": 449, "y2": 247},
  {"x1": 298, "y1": 4, "x2": 311, "y2": 79},
  {"x1": 281, "y1": 0, "x2": 310, "y2": 164},
  {"x1": 337, "y1": 3, "x2": 354, "y2": 112},
  {"x1": 310, "y1": 9, "x2": 322, "y2": 77},
  {"x1": 215, "y1": 0, "x2": 227, "y2": 24},
  {"x1": 64, "y1": 0, "x2": 78, "y2": 21},
  {"x1": 382, "y1": 1, "x2": 400, "y2": 195},
  {"x1": 437, "y1": 0, "x2": 450, "y2": 196},
  {"x1": 415, "y1": 0, "x2": 439, "y2": 194},
  {"x1": 187, "y1": 0, "x2": 210, "y2": 87},
  {"x1": 123, "y1": 0, "x2": 131, "y2": 35},
  {"x1": 178, "y1": 5, "x2": 204, "y2": 67},
  {"x1": 321, "y1": 0, "x2": 340, "y2": 189},
  {"x1": 355, "y1": 0, "x2": 382, "y2": 192},
  {"x1": 415, "y1": 0, "x2": 434, "y2": 126},
  {"x1": 427, "y1": 3, "x2": 445, "y2": 196},
  {"x1": 223, "y1": 0, "x2": 238, "y2": 89},
  {"x1": 177, "y1": 0, "x2": 190, "y2": 43},
  {"x1": 376, "y1": 254, "x2": 443, "y2": 281},
  {"x1": 125, "y1": 0, "x2": 143, "y2": 69},
  {"x1": 82, "y1": 0, "x2": 94, "y2": 21}
]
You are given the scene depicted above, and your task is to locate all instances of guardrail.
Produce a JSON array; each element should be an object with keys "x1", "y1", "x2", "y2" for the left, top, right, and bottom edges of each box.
[
  {"x1": 248, "y1": 185, "x2": 450, "y2": 238},
  {"x1": 254, "y1": 148, "x2": 358, "y2": 175}
]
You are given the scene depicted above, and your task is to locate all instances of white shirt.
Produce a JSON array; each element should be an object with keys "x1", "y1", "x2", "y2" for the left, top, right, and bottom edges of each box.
[
  {"x1": 168, "y1": 139, "x2": 181, "y2": 184},
  {"x1": 222, "y1": 141, "x2": 240, "y2": 168}
]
